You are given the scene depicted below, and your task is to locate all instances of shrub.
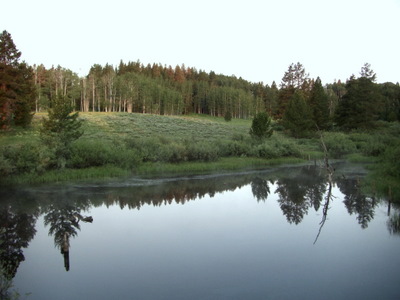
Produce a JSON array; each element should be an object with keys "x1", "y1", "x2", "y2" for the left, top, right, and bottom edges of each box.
[
  {"x1": 0, "y1": 154, "x2": 14, "y2": 176},
  {"x1": 126, "y1": 137, "x2": 162, "y2": 162},
  {"x1": 217, "y1": 140, "x2": 251, "y2": 157},
  {"x1": 250, "y1": 143, "x2": 279, "y2": 159},
  {"x1": 250, "y1": 136, "x2": 302, "y2": 159},
  {"x1": 186, "y1": 142, "x2": 219, "y2": 162},
  {"x1": 322, "y1": 132, "x2": 356, "y2": 158},
  {"x1": 249, "y1": 112, "x2": 273, "y2": 140},
  {"x1": 349, "y1": 132, "x2": 391, "y2": 157},
  {"x1": 69, "y1": 140, "x2": 141, "y2": 169},
  {"x1": 379, "y1": 143, "x2": 400, "y2": 178},
  {"x1": 273, "y1": 137, "x2": 302, "y2": 157},
  {"x1": 0, "y1": 143, "x2": 53, "y2": 175}
]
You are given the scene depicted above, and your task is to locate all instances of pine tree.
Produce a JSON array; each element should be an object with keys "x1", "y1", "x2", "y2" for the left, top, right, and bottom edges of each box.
[
  {"x1": 249, "y1": 112, "x2": 273, "y2": 140},
  {"x1": 309, "y1": 77, "x2": 330, "y2": 130},
  {"x1": 40, "y1": 96, "x2": 83, "y2": 169},
  {"x1": 13, "y1": 62, "x2": 36, "y2": 127},
  {"x1": 277, "y1": 62, "x2": 310, "y2": 118},
  {"x1": 283, "y1": 91, "x2": 313, "y2": 137},
  {"x1": 334, "y1": 64, "x2": 381, "y2": 130},
  {"x1": 0, "y1": 30, "x2": 35, "y2": 129}
]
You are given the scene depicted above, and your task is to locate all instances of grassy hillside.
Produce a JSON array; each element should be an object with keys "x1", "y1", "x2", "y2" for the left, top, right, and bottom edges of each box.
[{"x1": 79, "y1": 113, "x2": 252, "y2": 142}]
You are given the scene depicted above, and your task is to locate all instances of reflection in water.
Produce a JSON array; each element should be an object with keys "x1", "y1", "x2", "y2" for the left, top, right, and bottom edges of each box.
[
  {"x1": 0, "y1": 197, "x2": 38, "y2": 298},
  {"x1": 275, "y1": 166, "x2": 327, "y2": 225},
  {"x1": 251, "y1": 177, "x2": 271, "y2": 202},
  {"x1": 337, "y1": 178, "x2": 377, "y2": 229},
  {"x1": 43, "y1": 201, "x2": 93, "y2": 271},
  {"x1": 387, "y1": 207, "x2": 400, "y2": 235},
  {"x1": 0, "y1": 163, "x2": 396, "y2": 277},
  {"x1": 0, "y1": 206, "x2": 38, "y2": 280}
]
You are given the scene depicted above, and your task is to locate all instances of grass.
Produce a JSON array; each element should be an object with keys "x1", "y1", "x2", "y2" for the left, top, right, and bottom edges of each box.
[
  {"x1": 2, "y1": 112, "x2": 400, "y2": 193},
  {"x1": 79, "y1": 112, "x2": 250, "y2": 142}
]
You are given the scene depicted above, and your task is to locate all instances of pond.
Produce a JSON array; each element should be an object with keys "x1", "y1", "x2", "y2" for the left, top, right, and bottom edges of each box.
[{"x1": 1, "y1": 162, "x2": 399, "y2": 300}]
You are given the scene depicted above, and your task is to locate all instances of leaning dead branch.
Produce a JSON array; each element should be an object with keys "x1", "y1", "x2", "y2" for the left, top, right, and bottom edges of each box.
[{"x1": 314, "y1": 128, "x2": 335, "y2": 244}]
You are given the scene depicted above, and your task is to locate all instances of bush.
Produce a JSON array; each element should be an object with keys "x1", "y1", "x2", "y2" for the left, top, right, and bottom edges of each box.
[
  {"x1": 379, "y1": 143, "x2": 400, "y2": 178},
  {"x1": 250, "y1": 136, "x2": 301, "y2": 159},
  {"x1": 0, "y1": 154, "x2": 14, "y2": 176},
  {"x1": 0, "y1": 143, "x2": 53, "y2": 175},
  {"x1": 250, "y1": 112, "x2": 273, "y2": 140},
  {"x1": 322, "y1": 132, "x2": 356, "y2": 158},
  {"x1": 186, "y1": 142, "x2": 219, "y2": 162},
  {"x1": 349, "y1": 132, "x2": 391, "y2": 157},
  {"x1": 69, "y1": 140, "x2": 141, "y2": 169},
  {"x1": 217, "y1": 140, "x2": 251, "y2": 157},
  {"x1": 250, "y1": 143, "x2": 279, "y2": 159}
]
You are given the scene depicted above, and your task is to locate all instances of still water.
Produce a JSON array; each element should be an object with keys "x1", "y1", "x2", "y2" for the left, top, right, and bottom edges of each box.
[{"x1": 1, "y1": 163, "x2": 400, "y2": 299}]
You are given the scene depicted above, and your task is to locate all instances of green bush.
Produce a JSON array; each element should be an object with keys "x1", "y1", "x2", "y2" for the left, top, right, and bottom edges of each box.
[
  {"x1": 0, "y1": 154, "x2": 14, "y2": 176},
  {"x1": 250, "y1": 137, "x2": 301, "y2": 159},
  {"x1": 0, "y1": 143, "x2": 53, "y2": 175},
  {"x1": 249, "y1": 112, "x2": 273, "y2": 140},
  {"x1": 250, "y1": 143, "x2": 279, "y2": 159},
  {"x1": 186, "y1": 141, "x2": 219, "y2": 162},
  {"x1": 217, "y1": 140, "x2": 251, "y2": 157},
  {"x1": 380, "y1": 143, "x2": 400, "y2": 178},
  {"x1": 273, "y1": 137, "x2": 302, "y2": 157},
  {"x1": 126, "y1": 137, "x2": 162, "y2": 162},
  {"x1": 69, "y1": 140, "x2": 141, "y2": 169},
  {"x1": 322, "y1": 132, "x2": 356, "y2": 158},
  {"x1": 349, "y1": 132, "x2": 391, "y2": 157}
]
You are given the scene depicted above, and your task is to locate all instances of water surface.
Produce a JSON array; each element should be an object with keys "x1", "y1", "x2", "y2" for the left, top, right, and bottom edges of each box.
[{"x1": 1, "y1": 163, "x2": 399, "y2": 299}]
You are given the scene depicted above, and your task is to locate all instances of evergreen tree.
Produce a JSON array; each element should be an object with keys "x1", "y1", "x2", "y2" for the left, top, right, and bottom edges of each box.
[
  {"x1": 277, "y1": 62, "x2": 310, "y2": 118},
  {"x1": 224, "y1": 109, "x2": 232, "y2": 121},
  {"x1": 283, "y1": 90, "x2": 313, "y2": 137},
  {"x1": 0, "y1": 30, "x2": 35, "y2": 129},
  {"x1": 13, "y1": 62, "x2": 36, "y2": 127},
  {"x1": 249, "y1": 111, "x2": 273, "y2": 140},
  {"x1": 40, "y1": 96, "x2": 83, "y2": 169},
  {"x1": 334, "y1": 64, "x2": 381, "y2": 130},
  {"x1": 309, "y1": 77, "x2": 330, "y2": 130}
]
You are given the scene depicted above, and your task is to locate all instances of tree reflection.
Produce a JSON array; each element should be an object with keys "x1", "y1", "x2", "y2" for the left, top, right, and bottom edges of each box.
[
  {"x1": 275, "y1": 166, "x2": 326, "y2": 225},
  {"x1": 0, "y1": 206, "x2": 37, "y2": 279},
  {"x1": 251, "y1": 177, "x2": 271, "y2": 202},
  {"x1": 43, "y1": 201, "x2": 92, "y2": 272},
  {"x1": 336, "y1": 178, "x2": 377, "y2": 229}
]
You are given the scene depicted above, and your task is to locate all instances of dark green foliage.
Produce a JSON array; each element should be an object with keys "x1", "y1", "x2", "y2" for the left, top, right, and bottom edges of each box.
[
  {"x1": 379, "y1": 82, "x2": 400, "y2": 122},
  {"x1": 127, "y1": 137, "x2": 219, "y2": 163},
  {"x1": 68, "y1": 140, "x2": 141, "y2": 169},
  {"x1": 217, "y1": 140, "x2": 252, "y2": 157},
  {"x1": 309, "y1": 77, "x2": 330, "y2": 130},
  {"x1": 185, "y1": 141, "x2": 219, "y2": 162},
  {"x1": 0, "y1": 31, "x2": 35, "y2": 129},
  {"x1": 379, "y1": 142, "x2": 400, "y2": 179},
  {"x1": 40, "y1": 96, "x2": 83, "y2": 168},
  {"x1": 349, "y1": 132, "x2": 393, "y2": 157},
  {"x1": 249, "y1": 112, "x2": 273, "y2": 140},
  {"x1": 335, "y1": 66, "x2": 382, "y2": 130},
  {"x1": 0, "y1": 143, "x2": 53, "y2": 175},
  {"x1": 321, "y1": 132, "x2": 356, "y2": 158},
  {"x1": 282, "y1": 91, "x2": 313, "y2": 138},
  {"x1": 224, "y1": 110, "x2": 232, "y2": 121},
  {"x1": 250, "y1": 137, "x2": 301, "y2": 159},
  {"x1": 13, "y1": 63, "x2": 36, "y2": 127}
]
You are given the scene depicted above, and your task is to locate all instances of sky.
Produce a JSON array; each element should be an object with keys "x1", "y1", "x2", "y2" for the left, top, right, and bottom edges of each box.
[{"x1": 1, "y1": 0, "x2": 399, "y2": 84}]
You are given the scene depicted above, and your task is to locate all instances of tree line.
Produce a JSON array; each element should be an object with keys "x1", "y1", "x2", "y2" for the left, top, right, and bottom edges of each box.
[{"x1": 1, "y1": 30, "x2": 400, "y2": 132}]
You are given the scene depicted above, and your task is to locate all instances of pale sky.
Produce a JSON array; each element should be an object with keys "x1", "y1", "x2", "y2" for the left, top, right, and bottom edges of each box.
[{"x1": 2, "y1": 0, "x2": 399, "y2": 84}]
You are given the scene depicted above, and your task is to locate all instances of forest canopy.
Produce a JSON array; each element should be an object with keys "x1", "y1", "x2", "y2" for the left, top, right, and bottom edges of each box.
[{"x1": 1, "y1": 30, "x2": 400, "y2": 131}]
